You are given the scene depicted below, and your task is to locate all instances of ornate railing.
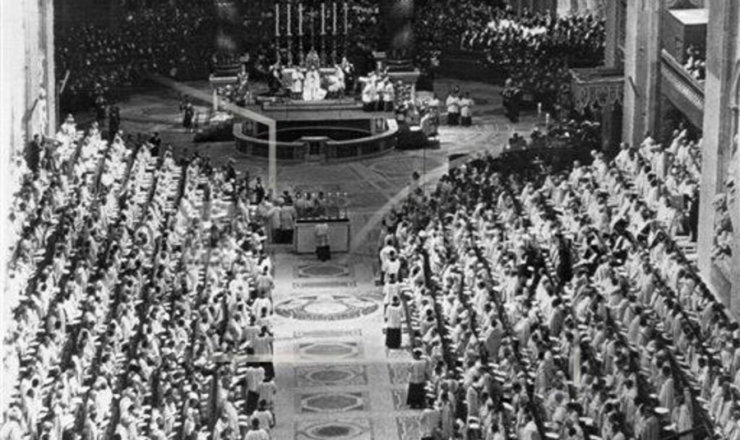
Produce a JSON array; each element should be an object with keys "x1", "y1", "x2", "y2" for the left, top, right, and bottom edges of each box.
[{"x1": 660, "y1": 49, "x2": 704, "y2": 125}]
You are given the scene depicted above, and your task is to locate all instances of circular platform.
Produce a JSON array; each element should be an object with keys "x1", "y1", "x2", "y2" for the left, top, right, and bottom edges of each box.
[{"x1": 234, "y1": 99, "x2": 399, "y2": 163}]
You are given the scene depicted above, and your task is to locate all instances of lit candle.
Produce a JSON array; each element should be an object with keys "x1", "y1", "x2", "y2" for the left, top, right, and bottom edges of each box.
[
  {"x1": 546, "y1": 113, "x2": 550, "y2": 126},
  {"x1": 333, "y1": 2, "x2": 337, "y2": 35},
  {"x1": 287, "y1": 2, "x2": 292, "y2": 36},
  {"x1": 299, "y1": 3, "x2": 303, "y2": 36},
  {"x1": 537, "y1": 102, "x2": 542, "y2": 117},
  {"x1": 344, "y1": 1, "x2": 348, "y2": 35},
  {"x1": 321, "y1": 3, "x2": 326, "y2": 35},
  {"x1": 275, "y1": 3, "x2": 280, "y2": 37}
]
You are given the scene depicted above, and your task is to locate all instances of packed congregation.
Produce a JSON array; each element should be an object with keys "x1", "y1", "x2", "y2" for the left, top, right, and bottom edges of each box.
[
  {"x1": 375, "y1": 124, "x2": 737, "y2": 439},
  {"x1": 3, "y1": 119, "x2": 281, "y2": 440},
  {"x1": 2, "y1": 0, "x2": 739, "y2": 440}
]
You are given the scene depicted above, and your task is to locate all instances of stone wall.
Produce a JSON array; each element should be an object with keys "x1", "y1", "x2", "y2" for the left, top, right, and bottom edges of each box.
[{"x1": 0, "y1": 0, "x2": 56, "y2": 345}]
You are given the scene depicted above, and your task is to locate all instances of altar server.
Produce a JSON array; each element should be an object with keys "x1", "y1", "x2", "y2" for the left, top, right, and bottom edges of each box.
[
  {"x1": 446, "y1": 89, "x2": 460, "y2": 126},
  {"x1": 291, "y1": 67, "x2": 304, "y2": 100},
  {"x1": 460, "y1": 91, "x2": 474, "y2": 126},
  {"x1": 385, "y1": 296, "x2": 404, "y2": 349},
  {"x1": 382, "y1": 78, "x2": 395, "y2": 112},
  {"x1": 362, "y1": 73, "x2": 378, "y2": 112},
  {"x1": 407, "y1": 349, "x2": 430, "y2": 409}
]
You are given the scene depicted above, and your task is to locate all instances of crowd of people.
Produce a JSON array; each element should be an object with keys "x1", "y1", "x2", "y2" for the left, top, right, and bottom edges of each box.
[
  {"x1": 683, "y1": 46, "x2": 706, "y2": 85},
  {"x1": 416, "y1": 3, "x2": 604, "y2": 110},
  {"x1": 2, "y1": 117, "x2": 282, "y2": 439},
  {"x1": 56, "y1": 1, "x2": 216, "y2": 111},
  {"x1": 373, "y1": 118, "x2": 740, "y2": 440},
  {"x1": 54, "y1": 0, "x2": 605, "y2": 117},
  {"x1": 472, "y1": 10, "x2": 603, "y2": 111}
]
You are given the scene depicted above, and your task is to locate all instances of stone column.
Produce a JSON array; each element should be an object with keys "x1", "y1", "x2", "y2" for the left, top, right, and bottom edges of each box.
[
  {"x1": 622, "y1": 0, "x2": 663, "y2": 148},
  {"x1": 698, "y1": 0, "x2": 739, "y2": 312},
  {"x1": 42, "y1": 0, "x2": 56, "y2": 136},
  {"x1": 603, "y1": 0, "x2": 619, "y2": 68}
]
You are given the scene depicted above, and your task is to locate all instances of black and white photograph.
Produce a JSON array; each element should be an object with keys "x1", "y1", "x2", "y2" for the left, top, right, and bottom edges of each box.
[{"x1": 0, "y1": 0, "x2": 739, "y2": 439}]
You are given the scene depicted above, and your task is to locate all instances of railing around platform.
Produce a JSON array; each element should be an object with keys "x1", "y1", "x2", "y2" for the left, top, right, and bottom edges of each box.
[{"x1": 233, "y1": 118, "x2": 398, "y2": 163}]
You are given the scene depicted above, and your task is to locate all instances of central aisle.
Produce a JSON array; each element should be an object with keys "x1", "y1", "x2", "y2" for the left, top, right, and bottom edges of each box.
[{"x1": 268, "y1": 253, "x2": 424, "y2": 440}]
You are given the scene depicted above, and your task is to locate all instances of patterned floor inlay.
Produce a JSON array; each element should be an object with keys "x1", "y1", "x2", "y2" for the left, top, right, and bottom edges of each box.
[
  {"x1": 295, "y1": 418, "x2": 373, "y2": 440},
  {"x1": 293, "y1": 281, "x2": 358, "y2": 289},
  {"x1": 294, "y1": 329, "x2": 363, "y2": 339},
  {"x1": 297, "y1": 341, "x2": 362, "y2": 361},
  {"x1": 387, "y1": 363, "x2": 411, "y2": 385},
  {"x1": 391, "y1": 389, "x2": 407, "y2": 410},
  {"x1": 276, "y1": 294, "x2": 379, "y2": 321},
  {"x1": 396, "y1": 416, "x2": 422, "y2": 440},
  {"x1": 295, "y1": 263, "x2": 353, "y2": 278},
  {"x1": 295, "y1": 365, "x2": 368, "y2": 387},
  {"x1": 298, "y1": 391, "x2": 369, "y2": 413}
]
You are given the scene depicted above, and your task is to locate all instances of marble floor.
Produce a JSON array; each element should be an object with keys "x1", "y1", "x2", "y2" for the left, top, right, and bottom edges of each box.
[
  {"x1": 269, "y1": 253, "x2": 420, "y2": 440},
  {"x1": 113, "y1": 78, "x2": 540, "y2": 256},
  {"x1": 107, "y1": 78, "x2": 538, "y2": 439}
]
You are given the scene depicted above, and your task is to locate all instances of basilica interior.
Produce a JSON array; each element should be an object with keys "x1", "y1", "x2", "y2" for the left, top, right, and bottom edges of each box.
[{"x1": 1, "y1": 1, "x2": 739, "y2": 440}]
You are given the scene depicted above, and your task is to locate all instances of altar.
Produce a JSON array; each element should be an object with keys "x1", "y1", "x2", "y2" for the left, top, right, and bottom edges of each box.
[
  {"x1": 281, "y1": 67, "x2": 338, "y2": 86},
  {"x1": 294, "y1": 218, "x2": 351, "y2": 254}
]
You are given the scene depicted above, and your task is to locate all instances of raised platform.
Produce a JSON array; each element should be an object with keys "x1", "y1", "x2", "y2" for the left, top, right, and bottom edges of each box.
[
  {"x1": 258, "y1": 98, "x2": 392, "y2": 122},
  {"x1": 234, "y1": 97, "x2": 399, "y2": 163}
]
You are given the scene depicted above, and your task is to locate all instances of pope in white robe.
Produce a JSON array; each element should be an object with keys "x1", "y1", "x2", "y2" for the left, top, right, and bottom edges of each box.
[{"x1": 302, "y1": 66, "x2": 326, "y2": 101}]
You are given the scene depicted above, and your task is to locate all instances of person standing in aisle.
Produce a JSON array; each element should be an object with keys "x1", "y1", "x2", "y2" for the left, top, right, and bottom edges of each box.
[
  {"x1": 315, "y1": 221, "x2": 330, "y2": 261},
  {"x1": 460, "y1": 91, "x2": 474, "y2": 127},
  {"x1": 385, "y1": 296, "x2": 404, "y2": 349},
  {"x1": 407, "y1": 348, "x2": 429, "y2": 409},
  {"x1": 244, "y1": 419, "x2": 270, "y2": 440},
  {"x1": 446, "y1": 89, "x2": 460, "y2": 126},
  {"x1": 279, "y1": 201, "x2": 297, "y2": 244}
]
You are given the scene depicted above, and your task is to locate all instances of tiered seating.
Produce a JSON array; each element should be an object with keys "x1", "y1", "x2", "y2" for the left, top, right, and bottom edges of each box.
[
  {"x1": 3, "y1": 128, "x2": 133, "y2": 431},
  {"x1": 100, "y1": 152, "x2": 185, "y2": 439},
  {"x1": 3, "y1": 125, "x2": 280, "y2": 440},
  {"x1": 385, "y1": 140, "x2": 736, "y2": 440}
]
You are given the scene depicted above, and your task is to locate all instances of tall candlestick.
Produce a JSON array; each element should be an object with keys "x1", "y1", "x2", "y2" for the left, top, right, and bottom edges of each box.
[
  {"x1": 333, "y1": 2, "x2": 337, "y2": 35},
  {"x1": 321, "y1": 3, "x2": 326, "y2": 35},
  {"x1": 287, "y1": 1, "x2": 292, "y2": 36},
  {"x1": 343, "y1": 1, "x2": 348, "y2": 35},
  {"x1": 275, "y1": 3, "x2": 280, "y2": 37},
  {"x1": 299, "y1": 3, "x2": 303, "y2": 36}
]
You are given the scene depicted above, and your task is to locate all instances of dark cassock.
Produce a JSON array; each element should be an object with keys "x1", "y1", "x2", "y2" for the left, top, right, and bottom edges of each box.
[
  {"x1": 407, "y1": 349, "x2": 429, "y2": 409},
  {"x1": 385, "y1": 296, "x2": 404, "y2": 349}
]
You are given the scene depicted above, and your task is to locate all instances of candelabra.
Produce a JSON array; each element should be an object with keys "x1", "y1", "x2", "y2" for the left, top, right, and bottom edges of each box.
[
  {"x1": 298, "y1": 2, "x2": 305, "y2": 66},
  {"x1": 331, "y1": 2, "x2": 338, "y2": 65},
  {"x1": 287, "y1": 0, "x2": 294, "y2": 66},
  {"x1": 275, "y1": 2, "x2": 281, "y2": 63},
  {"x1": 320, "y1": 2, "x2": 327, "y2": 66},
  {"x1": 343, "y1": 1, "x2": 349, "y2": 60}
]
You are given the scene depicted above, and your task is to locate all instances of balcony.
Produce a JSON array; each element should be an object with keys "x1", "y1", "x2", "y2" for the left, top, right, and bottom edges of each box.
[
  {"x1": 660, "y1": 49, "x2": 704, "y2": 127},
  {"x1": 570, "y1": 67, "x2": 624, "y2": 111}
]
